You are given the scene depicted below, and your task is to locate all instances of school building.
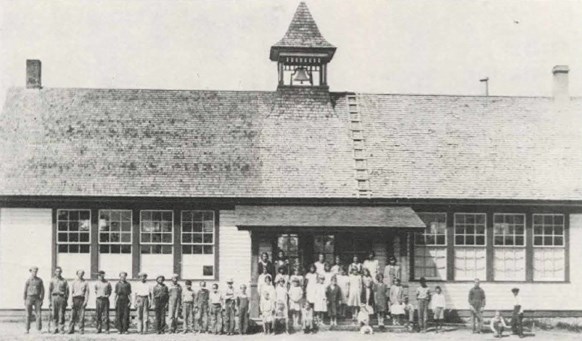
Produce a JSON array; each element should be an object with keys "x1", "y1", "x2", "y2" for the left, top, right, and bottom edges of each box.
[{"x1": 1, "y1": 2, "x2": 581, "y2": 318}]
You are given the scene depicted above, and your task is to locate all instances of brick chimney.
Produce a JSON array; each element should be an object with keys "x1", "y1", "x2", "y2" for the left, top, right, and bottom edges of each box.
[
  {"x1": 552, "y1": 65, "x2": 569, "y2": 104},
  {"x1": 26, "y1": 59, "x2": 42, "y2": 89}
]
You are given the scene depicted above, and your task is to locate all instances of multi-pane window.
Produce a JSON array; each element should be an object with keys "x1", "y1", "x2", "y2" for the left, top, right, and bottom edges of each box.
[
  {"x1": 140, "y1": 210, "x2": 173, "y2": 254},
  {"x1": 533, "y1": 214, "x2": 565, "y2": 281},
  {"x1": 99, "y1": 210, "x2": 132, "y2": 254},
  {"x1": 277, "y1": 234, "x2": 300, "y2": 271},
  {"x1": 57, "y1": 209, "x2": 91, "y2": 253},
  {"x1": 493, "y1": 214, "x2": 526, "y2": 281},
  {"x1": 454, "y1": 213, "x2": 486, "y2": 280},
  {"x1": 314, "y1": 235, "x2": 335, "y2": 264},
  {"x1": 415, "y1": 213, "x2": 447, "y2": 280},
  {"x1": 454, "y1": 213, "x2": 486, "y2": 246},
  {"x1": 335, "y1": 234, "x2": 373, "y2": 265},
  {"x1": 181, "y1": 211, "x2": 214, "y2": 255}
]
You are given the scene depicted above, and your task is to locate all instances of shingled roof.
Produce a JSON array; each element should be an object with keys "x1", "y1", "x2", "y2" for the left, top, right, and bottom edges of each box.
[
  {"x1": 272, "y1": 2, "x2": 334, "y2": 50},
  {"x1": 1, "y1": 87, "x2": 581, "y2": 200}
]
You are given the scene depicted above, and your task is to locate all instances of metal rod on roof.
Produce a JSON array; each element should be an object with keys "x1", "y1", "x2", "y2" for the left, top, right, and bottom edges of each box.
[{"x1": 480, "y1": 77, "x2": 489, "y2": 96}]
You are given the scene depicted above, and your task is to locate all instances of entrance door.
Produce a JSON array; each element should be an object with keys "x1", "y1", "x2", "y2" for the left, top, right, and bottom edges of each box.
[
  {"x1": 276, "y1": 234, "x2": 302, "y2": 272},
  {"x1": 335, "y1": 232, "x2": 375, "y2": 265}
]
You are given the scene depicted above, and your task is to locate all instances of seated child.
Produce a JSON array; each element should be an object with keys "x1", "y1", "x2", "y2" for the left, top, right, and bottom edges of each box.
[
  {"x1": 260, "y1": 292, "x2": 275, "y2": 335},
  {"x1": 358, "y1": 304, "x2": 374, "y2": 335},
  {"x1": 301, "y1": 301, "x2": 314, "y2": 334},
  {"x1": 490, "y1": 311, "x2": 509, "y2": 338},
  {"x1": 403, "y1": 296, "x2": 415, "y2": 330}
]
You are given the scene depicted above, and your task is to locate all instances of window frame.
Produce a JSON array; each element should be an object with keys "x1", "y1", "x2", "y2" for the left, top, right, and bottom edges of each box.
[
  {"x1": 454, "y1": 213, "x2": 487, "y2": 247},
  {"x1": 414, "y1": 212, "x2": 448, "y2": 280},
  {"x1": 493, "y1": 213, "x2": 526, "y2": 247},
  {"x1": 139, "y1": 210, "x2": 174, "y2": 255},
  {"x1": 532, "y1": 214, "x2": 565, "y2": 248},
  {"x1": 415, "y1": 212, "x2": 447, "y2": 246},
  {"x1": 98, "y1": 209, "x2": 133, "y2": 254},
  {"x1": 181, "y1": 210, "x2": 215, "y2": 255},
  {"x1": 56, "y1": 209, "x2": 92, "y2": 254}
]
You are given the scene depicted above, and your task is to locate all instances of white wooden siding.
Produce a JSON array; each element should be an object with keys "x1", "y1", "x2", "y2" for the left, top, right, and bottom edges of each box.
[
  {"x1": 0, "y1": 208, "x2": 52, "y2": 309},
  {"x1": 218, "y1": 210, "x2": 251, "y2": 288}
]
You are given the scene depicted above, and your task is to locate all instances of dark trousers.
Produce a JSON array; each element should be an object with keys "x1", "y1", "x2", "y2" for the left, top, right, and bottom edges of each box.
[
  {"x1": 418, "y1": 299, "x2": 429, "y2": 331},
  {"x1": 136, "y1": 296, "x2": 149, "y2": 333},
  {"x1": 209, "y1": 303, "x2": 222, "y2": 334},
  {"x1": 470, "y1": 304, "x2": 484, "y2": 332},
  {"x1": 512, "y1": 306, "x2": 523, "y2": 336},
  {"x1": 68, "y1": 296, "x2": 85, "y2": 333},
  {"x1": 167, "y1": 296, "x2": 180, "y2": 332},
  {"x1": 95, "y1": 297, "x2": 110, "y2": 332},
  {"x1": 116, "y1": 296, "x2": 130, "y2": 333},
  {"x1": 153, "y1": 298, "x2": 167, "y2": 333},
  {"x1": 25, "y1": 296, "x2": 42, "y2": 332},
  {"x1": 195, "y1": 304, "x2": 208, "y2": 332},
  {"x1": 224, "y1": 300, "x2": 236, "y2": 333},
  {"x1": 51, "y1": 295, "x2": 66, "y2": 331},
  {"x1": 238, "y1": 308, "x2": 249, "y2": 334}
]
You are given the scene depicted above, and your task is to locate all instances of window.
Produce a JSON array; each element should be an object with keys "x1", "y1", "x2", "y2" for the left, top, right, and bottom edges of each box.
[
  {"x1": 181, "y1": 211, "x2": 214, "y2": 255},
  {"x1": 414, "y1": 213, "x2": 447, "y2": 280},
  {"x1": 454, "y1": 213, "x2": 486, "y2": 280},
  {"x1": 57, "y1": 209, "x2": 91, "y2": 253},
  {"x1": 99, "y1": 210, "x2": 132, "y2": 254},
  {"x1": 335, "y1": 233, "x2": 373, "y2": 264},
  {"x1": 181, "y1": 210, "x2": 215, "y2": 280},
  {"x1": 493, "y1": 214, "x2": 526, "y2": 281},
  {"x1": 314, "y1": 235, "x2": 335, "y2": 264},
  {"x1": 140, "y1": 210, "x2": 173, "y2": 254},
  {"x1": 533, "y1": 214, "x2": 565, "y2": 281},
  {"x1": 277, "y1": 234, "x2": 300, "y2": 271}
]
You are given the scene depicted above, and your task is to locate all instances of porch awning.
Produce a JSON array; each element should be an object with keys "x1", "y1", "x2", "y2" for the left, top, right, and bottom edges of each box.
[{"x1": 235, "y1": 205, "x2": 426, "y2": 229}]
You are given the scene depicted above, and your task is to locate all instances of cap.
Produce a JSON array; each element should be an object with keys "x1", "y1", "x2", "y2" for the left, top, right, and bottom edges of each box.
[
  {"x1": 119, "y1": 271, "x2": 128, "y2": 277},
  {"x1": 511, "y1": 287, "x2": 520, "y2": 293},
  {"x1": 227, "y1": 278, "x2": 234, "y2": 284},
  {"x1": 29, "y1": 266, "x2": 38, "y2": 272},
  {"x1": 156, "y1": 275, "x2": 165, "y2": 281},
  {"x1": 97, "y1": 270, "x2": 105, "y2": 276},
  {"x1": 138, "y1": 272, "x2": 147, "y2": 278}
]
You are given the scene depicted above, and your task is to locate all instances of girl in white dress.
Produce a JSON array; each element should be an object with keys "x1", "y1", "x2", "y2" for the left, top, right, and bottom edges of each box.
[
  {"x1": 289, "y1": 267, "x2": 304, "y2": 287},
  {"x1": 362, "y1": 268, "x2": 374, "y2": 289},
  {"x1": 313, "y1": 275, "x2": 328, "y2": 325},
  {"x1": 314, "y1": 253, "x2": 326, "y2": 275},
  {"x1": 347, "y1": 268, "x2": 362, "y2": 321},
  {"x1": 336, "y1": 267, "x2": 350, "y2": 319},
  {"x1": 348, "y1": 255, "x2": 363, "y2": 275},
  {"x1": 331, "y1": 255, "x2": 343, "y2": 275},
  {"x1": 363, "y1": 251, "x2": 379, "y2": 280},
  {"x1": 288, "y1": 278, "x2": 303, "y2": 329},
  {"x1": 305, "y1": 264, "x2": 318, "y2": 305}
]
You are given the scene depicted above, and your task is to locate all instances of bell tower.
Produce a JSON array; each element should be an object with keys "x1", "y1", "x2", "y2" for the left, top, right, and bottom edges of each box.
[{"x1": 270, "y1": 2, "x2": 336, "y2": 89}]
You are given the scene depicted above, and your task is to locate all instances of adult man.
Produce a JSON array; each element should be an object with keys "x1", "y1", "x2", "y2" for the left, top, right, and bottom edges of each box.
[
  {"x1": 167, "y1": 273, "x2": 182, "y2": 333},
  {"x1": 468, "y1": 278, "x2": 486, "y2": 334},
  {"x1": 68, "y1": 270, "x2": 89, "y2": 334},
  {"x1": 23, "y1": 266, "x2": 44, "y2": 334},
  {"x1": 134, "y1": 272, "x2": 151, "y2": 334},
  {"x1": 511, "y1": 288, "x2": 524, "y2": 338},
  {"x1": 48, "y1": 266, "x2": 69, "y2": 333},
  {"x1": 94, "y1": 270, "x2": 112, "y2": 333},
  {"x1": 114, "y1": 272, "x2": 132, "y2": 334}
]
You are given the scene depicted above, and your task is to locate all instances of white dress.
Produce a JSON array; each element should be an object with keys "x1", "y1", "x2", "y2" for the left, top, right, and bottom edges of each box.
[
  {"x1": 313, "y1": 283, "x2": 327, "y2": 312},
  {"x1": 323, "y1": 271, "x2": 334, "y2": 287},
  {"x1": 305, "y1": 272, "x2": 318, "y2": 304},
  {"x1": 288, "y1": 286, "x2": 303, "y2": 311},
  {"x1": 314, "y1": 261, "x2": 326, "y2": 275},
  {"x1": 363, "y1": 259, "x2": 379, "y2": 279},
  {"x1": 336, "y1": 274, "x2": 350, "y2": 304},
  {"x1": 347, "y1": 274, "x2": 362, "y2": 307}
]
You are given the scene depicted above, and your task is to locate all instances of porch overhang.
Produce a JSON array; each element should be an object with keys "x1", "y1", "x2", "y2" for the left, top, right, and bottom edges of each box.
[{"x1": 235, "y1": 205, "x2": 426, "y2": 230}]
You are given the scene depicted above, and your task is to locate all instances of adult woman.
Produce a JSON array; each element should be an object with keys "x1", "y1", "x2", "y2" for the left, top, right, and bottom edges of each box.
[
  {"x1": 362, "y1": 251, "x2": 379, "y2": 280},
  {"x1": 258, "y1": 252, "x2": 275, "y2": 279},
  {"x1": 314, "y1": 253, "x2": 326, "y2": 275},
  {"x1": 274, "y1": 250, "x2": 290, "y2": 276},
  {"x1": 348, "y1": 255, "x2": 363, "y2": 275},
  {"x1": 331, "y1": 255, "x2": 343, "y2": 275}
]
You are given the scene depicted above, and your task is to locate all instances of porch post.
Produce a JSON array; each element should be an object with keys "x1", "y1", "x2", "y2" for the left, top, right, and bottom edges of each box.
[{"x1": 250, "y1": 231, "x2": 260, "y2": 318}]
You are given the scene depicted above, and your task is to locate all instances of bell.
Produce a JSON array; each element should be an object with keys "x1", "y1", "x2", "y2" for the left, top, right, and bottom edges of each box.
[{"x1": 293, "y1": 67, "x2": 311, "y2": 84}]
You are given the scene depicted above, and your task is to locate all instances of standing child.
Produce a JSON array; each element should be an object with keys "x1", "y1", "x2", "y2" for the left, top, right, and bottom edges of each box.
[
  {"x1": 348, "y1": 255, "x2": 362, "y2": 274},
  {"x1": 290, "y1": 267, "x2": 304, "y2": 287},
  {"x1": 274, "y1": 300, "x2": 290, "y2": 334},
  {"x1": 288, "y1": 278, "x2": 304, "y2": 330},
  {"x1": 363, "y1": 251, "x2": 379, "y2": 280},
  {"x1": 301, "y1": 301, "x2": 314, "y2": 333},
  {"x1": 432, "y1": 286, "x2": 446, "y2": 333},
  {"x1": 331, "y1": 255, "x2": 343, "y2": 275},
  {"x1": 416, "y1": 277, "x2": 431, "y2": 333},
  {"x1": 383, "y1": 256, "x2": 401, "y2": 287},
  {"x1": 223, "y1": 279, "x2": 236, "y2": 335},
  {"x1": 390, "y1": 297, "x2": 405, "y2": 326},
  {"x1": 260, "y1": 291, "x2": 275, "y2": 335},
  {"x1": 258, "y1": 267, "x2": 272, "y2": 300},
  {"x1": 511, "y1": 288, "x2": 524, "y2": 338},
  {"x1": 194, "y1": 281, "x2": 209, "y2": 333},
  {"x1": 326, "y1": 276, "x2": 342, "y2": 326},
  {"x1": 275, "y1": 266, "x2": 290, "y2": 287},
  {"x1": 152, "y1": 276, "x2": 169, "y2": 335},
  {"x1": 362, "y1": 268, "x2": 374, "y2": 290},
  {"x1": 314, "y1": 253, "x2": 327, "y2": 275},
  {"x1": 313, "y1": 275, "x2": 328, "y2": 326},
  {"x1": 374, "y1": 274, "x2": 389, "y2": 327},
  {"x1": 236, "y1": 284, "x2": 250, "y2": 335},
  {"x1": 323, "y1": 262, "x2": 334, "y2": 287},
  {"x1": 181, "y1": 280, "x2": 195, "y2": 333},
  {"x1": 389, "y1": 278, "x2": 404, "y2": 322},
  {"x1": 336, "y1": 268, "x2": 350, "y2": 319},
  {"x1": 347, "y1": 268, "x2": 362, "y2": 321},
  {"x1": 208, "y1": 283, "x2": 223, "y2": 335},
  {"x1": 305, "y1": 264, "x2": 318, "y2": 306}
]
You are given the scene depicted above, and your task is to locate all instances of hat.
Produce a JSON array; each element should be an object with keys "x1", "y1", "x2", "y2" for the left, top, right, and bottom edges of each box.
[
  {"x1": 138, "y1": 272, "x2": 147, "y2": 278},
  {"x1": 119, "y1": 271, "x2": 128, "y2": 277},
  {"x1": 185, "y1": 280, "x2": 192, "y2": 285},
  {"x1": 97, "y1": 270, "x2": 105, "y2": 276},
  {"x1": 29, "y1": 266, "x2": 38, "y2": 272},
  {"x1": 156, "y1": 275, "x2": 165, "y2": 281},
  {"x1": 227, "y1": 278, "x2": 234, "y2": 284},
  {"x1": 511, "y1": 287, "x2": 520, "y2": 293}
]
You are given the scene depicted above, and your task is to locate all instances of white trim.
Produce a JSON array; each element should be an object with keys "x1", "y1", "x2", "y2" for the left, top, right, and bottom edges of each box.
[
  {"x1": 56, "y1": 209, "x2": 91, "y2": 245},
  {"x1": 415, "y1": 212, "x2": 447, "y2": 247},
  {"x1": 97, "y1": 209, "x2": 133, "y2": 245},
  {"x1": 180, "y1": 210, "x2": 216, "y2": 254},
  {"x1": 139, "y1": 210, "x2": 174, "y2": 245}
]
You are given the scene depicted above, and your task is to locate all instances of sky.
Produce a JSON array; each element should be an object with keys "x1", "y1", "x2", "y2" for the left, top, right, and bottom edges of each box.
[{"x1": 1, "y1": 0, "x2": 582, "y2": 107}]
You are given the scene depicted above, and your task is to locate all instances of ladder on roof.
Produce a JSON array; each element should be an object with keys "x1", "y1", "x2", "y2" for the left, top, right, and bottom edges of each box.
[{"x1": 347, "y1": 94, "x2": 372, "y2": 198}]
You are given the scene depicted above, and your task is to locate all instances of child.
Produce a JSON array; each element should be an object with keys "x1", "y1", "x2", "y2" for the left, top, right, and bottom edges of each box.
[
  {"x1": 260, "y1": 276, "x2": 276, "y2": 309},
  {"x1": 275, "y1": 278, "x2": 288, "y2": 310},
  {"x1": 326, "y1": 276, "x2": 342, "y2": 327},
  {"x1": 415, "y1": 277, "x2": 431, "y2": 333},
  {"x1": 313, "y1": 275, "x2": 328, "y2": 326},
  {"x1": 361, "y1": 279, "x2": 375, "y2": 320},
  {"x1": 347, "y1": 268, "x2": 362, "y2": 321},
  {"x1": 274, "y1": 300, "x2": 289, "y2": 334},
  {"x1": 383, "y1": 256, "x2": 401, "y2": 287},
  {"x1": 275, "y1": 250, "x2": 289, "y2": 275},
  {"x1": 182, "y1": 280, "x2": 196, "y2": 333},
  {"x1": 348, "y1": 255, "x2": 362, "y2": 274},
  {"x1": 431, "y1": 286, "x2": 446, "y2": 333},
  {"x1": 223, "y1": 279, "x2": 236, "y2": 335},
  {"x1": 305, "y1": 264, "x2": 318, "y2": 306},
  {"x1": 290, "y1": 267, "x2": 304, "y2": 287},
  {"x1": 288, "y1": 278, "x2": 303, "y2": 330},
  {"x1": 323, "y1": 262, "x2": 334, "y2": 287},
  {"x1": 511, "y1": 288, "x2": 524, "y2": 338},
  {"x1": 314, "y1": 253, "x2": 326, "y2": 275},
  {"x1": 403, "y1": 296, "x2": 415, "y2": 330},
  {"x1": 258, "y1": 267, "x2": 272, "y2": 300},
  {"x1": 274, "y1": 266, "x2": 289, "y2": 287},
  {"x1": 194, "y1": 281, "x2": 209, "y2": 333},
  {"x1": 301, "y1": 301, "x2": 314, "y2": 333},
  {"x1": 363, "y1": 251, "x2": 379, "y2": 280},
  {"x1": 236, "y1": 284, "x2": 250, "y2": 335},
  {"x1": 260, "y1": 291, "x2": 275, "y2": 335},
  {"x1": 358, "y1": 304, "x2": 374, "y2": 334},
  {"x1": 390, "y1": 296, "x2": 406, "y2": 326},
  {"x1": 331, "y1": 255, "x2": 343, "y2": 275},
  {"x1": 490, "y1": 310, "x2": 509, "y2": 338},
  {"x1": 374, "y1": 274, "x2": 389, "y2": 327},
  {"x1": 362, "y1": 268, "x2": 374, "y2": 289},
  {"x1": 152, "y1": 275, "x2": 169, "y2": 335},
  {"x1": 336, "y1": 267, "x2": 350, "y2": 319},
  {"x1": 208, "y1": 283, "x2": 223, "y2": 335},
  {"x1": 389, "y1": 278, "x2": 404, "y2": 317}
]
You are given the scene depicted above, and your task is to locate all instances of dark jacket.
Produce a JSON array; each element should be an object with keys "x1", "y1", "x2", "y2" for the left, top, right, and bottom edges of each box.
[{"x1": 360, "y1": 286, "x2": 375, "y2": 307}]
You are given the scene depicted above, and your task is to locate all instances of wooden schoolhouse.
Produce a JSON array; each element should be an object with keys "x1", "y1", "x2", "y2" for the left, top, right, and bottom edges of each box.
[{"x1": 1, "y1": 2, "x2": 581, "y2": 318}]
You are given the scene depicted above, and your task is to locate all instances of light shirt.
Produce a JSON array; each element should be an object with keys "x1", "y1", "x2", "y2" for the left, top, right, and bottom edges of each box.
[
  {"x1": 513, "y1": 294, "x2": 523, "y2": 313},
  {"x1": 416, "y1": 286, "x2": 430, "y2": 300},
  {"x1": 209, "y1": 291, "x2": 222, "y2": 305},
  {"x1": 363, "y1": 259, "x2": 379, "y2": 277},
  {"x1": 276, "y1": 285, "x2": 288, "y2": 303},
  {"x1": 135, "y1": 281, "x2": 151, "y2": 297},
  {"x1": 224, "y1": 287, "x2": 235, "y2": 301},
  {"x1": 95, "y1": 280, "x2": 112, "y2": 298},
  {"x1": 314, "y1": 261, "x2": 326, "y2": 275},
  {"x1": 70, "y1": 279, "x2": 89, "y2": 299},
  {"x1": 432, "y1": 293, "x2": 446, "y2": 309},
  {"x1": 182, "y1": 288, "x2": 195, "y2": 303}
]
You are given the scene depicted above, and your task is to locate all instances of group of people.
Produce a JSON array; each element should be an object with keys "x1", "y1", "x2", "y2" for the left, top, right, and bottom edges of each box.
[
  {"x1": 23, "y1": 266, "x2": 250, "y2": 335},
  {"x1": 257, "y1": 251, "x2": 419, "y2": 334}
]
